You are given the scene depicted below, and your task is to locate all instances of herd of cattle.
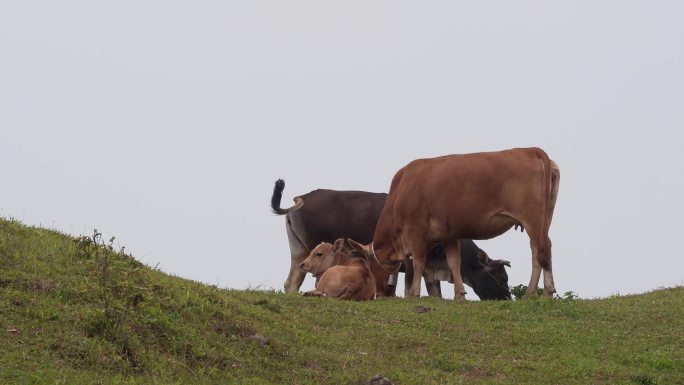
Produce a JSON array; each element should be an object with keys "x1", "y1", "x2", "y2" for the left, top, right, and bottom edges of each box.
[{"x1": 271, "y1": 147, "x2": 560, "y2": 301}]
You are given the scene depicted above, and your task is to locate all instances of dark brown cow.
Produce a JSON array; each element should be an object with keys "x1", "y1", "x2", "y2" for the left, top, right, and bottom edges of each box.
[
  {"x1": 271, "y1": 180, "x2": 386, "y2": 293},
  {"x1": 355, "y1": 147, "x2": 560, "y2": 300},
  {"x1": 299, "y1": 239, "x2": 376, "y2": 300},
  {"x1": 271, "y1": 180, "x2": 511, "y2": 299}
]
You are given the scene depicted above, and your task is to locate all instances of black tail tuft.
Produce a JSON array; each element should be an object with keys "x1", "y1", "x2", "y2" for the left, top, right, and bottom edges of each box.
[{"x1": 271, "y1": 179, "x2": 287, "y2": 214}]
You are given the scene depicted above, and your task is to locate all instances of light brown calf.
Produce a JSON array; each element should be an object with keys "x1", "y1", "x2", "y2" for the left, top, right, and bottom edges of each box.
[{"x1": 299, "y1": 239, "x2": 376, "y2": 300}]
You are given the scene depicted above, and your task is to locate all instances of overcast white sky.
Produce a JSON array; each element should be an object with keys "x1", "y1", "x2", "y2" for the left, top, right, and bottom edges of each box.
[{"x1": 2, "y1": 1, "x2": 683, "y2": 299}]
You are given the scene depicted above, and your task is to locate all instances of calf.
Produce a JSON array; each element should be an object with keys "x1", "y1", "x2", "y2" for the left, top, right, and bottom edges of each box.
[{"x1": 299, "y1": 239, "x2": 376, "y2": 301}]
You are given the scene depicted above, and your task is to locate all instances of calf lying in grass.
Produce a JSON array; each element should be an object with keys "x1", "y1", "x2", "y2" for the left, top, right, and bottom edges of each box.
[{"x1": 299, "y1": 238, "x2": 376, "y2": 300}]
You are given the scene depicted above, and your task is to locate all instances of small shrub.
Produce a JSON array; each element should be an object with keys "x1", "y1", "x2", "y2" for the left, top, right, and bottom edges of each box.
[
  {"x1": 559, "y1": 291, "x2": 578, "y2": 302},
  {"x1": 76, "y1": 229, "x2": 143, "y2": 371},
  {"x1": 510, "y1": 284, "x2": 543, "y2": 300},
  {"x1": 511, "y1": 285, "x2": 579, "y2": 301}
]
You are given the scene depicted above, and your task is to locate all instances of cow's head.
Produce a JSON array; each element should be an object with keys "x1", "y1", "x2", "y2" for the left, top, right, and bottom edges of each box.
[
  {"x1": 348, "y1": 239, "x2": 399, "y2": 297},
  {"x1": 467, "y1": 259, "x2": 512, "y2": 300},
  {"x1": 299, "y1": 238, "x2": 346, "y2": 279}
]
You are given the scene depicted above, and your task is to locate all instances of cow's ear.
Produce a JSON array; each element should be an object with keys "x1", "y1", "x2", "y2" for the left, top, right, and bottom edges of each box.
[
  {"x1": 347, "y1": 239, "x2": 371, "y2": 257},
  {"x1": 477, "y1": 249, "x2": 493, "y2": 265},
  {"x1": 333, "y1": 238, "x2": 345, "y2": 254}
]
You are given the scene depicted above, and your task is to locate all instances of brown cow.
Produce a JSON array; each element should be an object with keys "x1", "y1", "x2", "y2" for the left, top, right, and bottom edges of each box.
[
  {"x1": 299, "y1": 239, "x2": 376, "y2": 300},
  {"x1": 353, "y1": 147, "x2": 560, "y2": 300}
]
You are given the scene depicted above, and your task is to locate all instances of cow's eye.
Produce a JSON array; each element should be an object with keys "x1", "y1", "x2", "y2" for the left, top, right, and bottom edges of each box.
[{"x1": 315, "y1": 252, "x2": 323, "y2": 257}]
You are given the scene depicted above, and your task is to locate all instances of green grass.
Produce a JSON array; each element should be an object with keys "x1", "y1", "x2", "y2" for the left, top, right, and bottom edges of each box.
[{"x1": 1, "y1": 217, "x2": 683, "y2": 385}]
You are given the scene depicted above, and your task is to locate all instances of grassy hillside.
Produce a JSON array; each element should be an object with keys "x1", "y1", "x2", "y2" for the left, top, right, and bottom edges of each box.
[{"x1": 1, "y1": 218, "x2": 682, "y2": 385}]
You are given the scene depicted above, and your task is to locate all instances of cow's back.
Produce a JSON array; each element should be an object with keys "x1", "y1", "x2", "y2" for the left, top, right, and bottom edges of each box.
[
  {"x1": 288, "y1": 189, "x2": 388, "y2": 250},
  {"x1": 387, "y1": 148, "x2": 548, "y2": 241}
]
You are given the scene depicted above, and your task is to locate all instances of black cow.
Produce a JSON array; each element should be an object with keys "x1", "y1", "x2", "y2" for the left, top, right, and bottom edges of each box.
[
  {"x1": 403, "y1": 242, "x2": 511, "y2": 300},
  {"x1": 271, "y1": 179, "x2": 511, "y2": 300}
]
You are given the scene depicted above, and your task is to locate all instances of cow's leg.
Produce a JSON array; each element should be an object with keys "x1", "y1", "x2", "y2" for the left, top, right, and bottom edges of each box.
[
  {"x1": 403, "y1": 261, "x2": 414, "y2": 297},
  {"x1": 424, "y1": 279, "x2": 442, "y2": 298},
  {"x1": 524, "y1": 246, "x2": 543, "y2": 299},
  {"x1": 408, "y1": 254, "x2": 427, "y2": 297},
  {"x1": 542, "y1": 252, "x2": 556, "y2": 298},
  {"x1": 284, "y1": 257, "x2": 307, "y2": 292},
  {"x1": 444, "y1": 241, "x2": 467, "y2": 301},
  {"x1": 540, "y1": 235, "x2": 556, "y2": 297},
  {"x1": 525, "y1": 234, "x2": 556, "y2": 298},
  {"x1": 283, "y1": 222, "x2": 309, "y2": 292},
  {"x1": 386, "y1": 272, "x2": 399, "y2": 297}
]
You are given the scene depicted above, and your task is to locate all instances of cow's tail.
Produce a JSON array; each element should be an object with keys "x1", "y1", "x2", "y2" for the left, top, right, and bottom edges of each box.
[
  {"x1": 271, "y1": 179, "x2": 303, "y2": 215},
  {"x1": 536, "y1": 149, "x2": 554, "y2": 270}
]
